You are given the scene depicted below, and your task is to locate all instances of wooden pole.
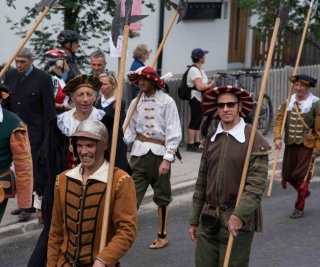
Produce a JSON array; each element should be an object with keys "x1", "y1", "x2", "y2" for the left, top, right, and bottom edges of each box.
[
  {"x1": 0, "y1": 7, "x2": 51, "y2": 79},
  {"x1": 99, "y1": 24, "x2": 130, "y2": 251},
  {"x1": 223, "y1": 17, "x2": 281, "y2": 267},
  {"x1": 267, "y1": 2, "x2": 313, "y2": 197},
  {"x1": 123, "y1": 9, "x2": 179, "y2": 133}
]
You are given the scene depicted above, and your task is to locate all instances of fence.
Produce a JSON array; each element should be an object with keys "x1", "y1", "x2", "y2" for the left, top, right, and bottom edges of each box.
[{"x1": 123, "y1": 64, "x2": 320, "y2": 143}]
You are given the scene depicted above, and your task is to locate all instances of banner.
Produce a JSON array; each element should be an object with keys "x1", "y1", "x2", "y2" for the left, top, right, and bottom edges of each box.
[{"x1": 121, "y1": 0, "x2": 143, "y2": 31}]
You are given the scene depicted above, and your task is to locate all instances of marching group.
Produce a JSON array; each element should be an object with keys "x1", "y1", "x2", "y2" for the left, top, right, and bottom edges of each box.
[{"x1": 0, "y1": 28, "x2": 319, "y2": 267}]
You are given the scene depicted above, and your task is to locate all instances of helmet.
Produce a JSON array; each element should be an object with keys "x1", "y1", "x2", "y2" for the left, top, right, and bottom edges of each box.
[
  {"x1": 72, "y1": 120, "x2": 108, "y2": 146},
  {"x1": 57, "y1": 30, "x2": 81, "y2": 45},
  {"x1": 71, "y1": 120, "x2": 109, "y2": 162},
  {"x1": 45, "y1": 49, "x2": 68, "y2": 62}
]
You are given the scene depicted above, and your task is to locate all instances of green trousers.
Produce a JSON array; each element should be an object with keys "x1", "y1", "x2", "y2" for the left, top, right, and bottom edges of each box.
[
  {"x1": 195, "y1": 223, "x2": 255, "y2": 267},
  {"x1": 130, "y1": 150, "x2": 172, "y2": 209}
]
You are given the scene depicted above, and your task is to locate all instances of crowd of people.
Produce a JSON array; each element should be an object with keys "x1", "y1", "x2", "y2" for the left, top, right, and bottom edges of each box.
[{"x1": 0, "y1": 27, "x2": 319, "y2": 267}]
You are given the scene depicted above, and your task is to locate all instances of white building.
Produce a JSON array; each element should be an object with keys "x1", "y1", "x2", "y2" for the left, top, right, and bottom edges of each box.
[{"x1": 0, "y1": 0, "x2": 258, "y2": 75}]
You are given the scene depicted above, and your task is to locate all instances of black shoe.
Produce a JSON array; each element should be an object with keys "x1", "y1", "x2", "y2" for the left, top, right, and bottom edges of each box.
[
  {"x1": 11, "y1": 208, "x2": 22, "y2": 215},
  {"x1": 186, "y1": 144, "x2": 202, "y2": 153},
  {"x1": 19, "y1": 210, "x2": 31, "y2": 221}
]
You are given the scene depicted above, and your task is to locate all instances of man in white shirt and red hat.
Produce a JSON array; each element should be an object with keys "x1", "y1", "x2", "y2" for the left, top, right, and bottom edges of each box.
[{"x1": 124, "y1": 66, "x2": 182, "y2": 249}]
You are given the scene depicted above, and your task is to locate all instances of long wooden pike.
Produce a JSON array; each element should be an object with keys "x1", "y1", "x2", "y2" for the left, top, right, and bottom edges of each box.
[
  {"x1": 222, "y1": 1, "x2": 286, "y2": 266},
  {"x1": 267, "y1": 0, "x2": 317, "y2": 197},
  {"x1": 123, "y1": 0, "x2": 188, "y2": 133},
  {"x1": 99, "y1": 0, "x2": 147, "y2": 251},
  {"x1": 0, "y1": 0, "x2": 63, "y2": 79}
]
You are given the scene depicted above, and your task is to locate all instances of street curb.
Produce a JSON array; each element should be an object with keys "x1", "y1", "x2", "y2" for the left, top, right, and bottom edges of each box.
[
  {"x1": 0, "y1": 218, "x2": 42, "y2": 240},
  {"x1": 0, "y1": 179, "x2": 198, "y2": 240}
]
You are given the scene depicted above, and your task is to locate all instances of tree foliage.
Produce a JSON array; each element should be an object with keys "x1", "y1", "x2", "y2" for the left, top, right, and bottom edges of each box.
[
  {"x1": 239, "y1": 0, "x2": 320, "y2": 39},
  {"x1": 5, "y1": 0, "x2": 172, "y2": 68}
]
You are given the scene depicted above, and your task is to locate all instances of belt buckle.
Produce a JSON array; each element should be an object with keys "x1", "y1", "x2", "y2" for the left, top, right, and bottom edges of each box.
[{"x1": 139, "y1": 135, "x2": 147, "y2": 142}]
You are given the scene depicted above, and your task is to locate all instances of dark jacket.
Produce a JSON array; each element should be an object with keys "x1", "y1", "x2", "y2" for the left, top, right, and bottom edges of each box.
[
  {"x1": 95, "y1": 98, "x2": 126, "y2": 126},
  {"x1": 2, "y1": 67, "x2": 56, "y2": 150}
]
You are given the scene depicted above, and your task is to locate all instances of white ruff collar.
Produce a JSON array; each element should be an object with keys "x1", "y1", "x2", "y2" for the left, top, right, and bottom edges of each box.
[
  {"x1": 287, "y1": 92, "x2": 319, "y2": 114},
  {"x1": 211, "y1": 118, "x2": 246, "y2": 143},
  {"x1": 57, "y1": 107, "x2": 105, "y2": 136}
]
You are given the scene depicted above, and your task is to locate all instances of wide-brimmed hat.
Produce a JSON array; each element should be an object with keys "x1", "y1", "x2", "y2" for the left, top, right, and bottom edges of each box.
[
  {"x1": 201, "y1": 85, "x2": 254, "y2": 120},
  {"x1": 289, "y1": 74, "x2": 317, "y2": 87},
  {"x1": 0, "y1": 83, "x2": 10, "y2": 100},
  {"x1": 127, "y1": 66, "x2": 165, "y2": 89},
  {"x1": 191, "y1": 48, "x2": 208, "y2": 59},
  {"x1": 62, "y1": 74, "x2": 102, "y2": 95}
]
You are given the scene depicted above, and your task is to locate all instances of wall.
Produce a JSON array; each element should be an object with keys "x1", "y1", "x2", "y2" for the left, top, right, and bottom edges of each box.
[{"x1": 0, "y1": 1, "x2": 234, "y2": 75}]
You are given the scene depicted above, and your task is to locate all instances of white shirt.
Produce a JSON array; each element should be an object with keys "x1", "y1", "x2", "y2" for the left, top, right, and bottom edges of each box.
[
  {"x1": 66, "y1": 160, "x2": 109, "y2": 184},
  {"x1": 101, "y1": 95, "x2": 116, "y2": 108},
  {"x1": 0, "y1": 105, "x2": 3, "y2": 123},
  {"x1": 57, "y1": 107, "x2": 106, "y2": 136},
  {"x1": 187, "y1": 66, "x2": 209, "y2": 102},
  {"x1": 124, "y1": 90, "x2": 182, "y2": 162},
  {"x1": 287, "y1": 92, "x2": 319, "y2": 114},
  {"x1": 211, "y1": 118, "x2": 246, "y2": 143}
]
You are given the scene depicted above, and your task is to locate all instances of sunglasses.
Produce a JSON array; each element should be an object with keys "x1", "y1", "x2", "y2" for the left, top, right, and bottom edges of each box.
[{"x1": 216, "y1": 102, "x2": 238, "y2": 109}]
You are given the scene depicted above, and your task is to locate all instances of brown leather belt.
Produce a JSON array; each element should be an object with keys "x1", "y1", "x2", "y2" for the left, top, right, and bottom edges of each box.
[
  {"x1": 136, "y1": 134, "x2": 182, "y2": 162},
  {"x1": 136, "y1": 134, "x2": 165, "y2": 146}
]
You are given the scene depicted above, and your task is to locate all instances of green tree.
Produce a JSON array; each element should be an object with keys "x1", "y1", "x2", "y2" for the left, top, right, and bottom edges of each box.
[
  {"x1": 5, "y1": 0, "x2": 172, "y2": 68},
  {"x1": 238, "y1": 0, "x2": 320, "y2": 65}
]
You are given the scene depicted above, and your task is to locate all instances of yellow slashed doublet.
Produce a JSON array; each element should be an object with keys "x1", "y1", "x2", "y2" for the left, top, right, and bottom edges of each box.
[{"x1": 47, "y1": 167, "x2": 137, "y2": 267}]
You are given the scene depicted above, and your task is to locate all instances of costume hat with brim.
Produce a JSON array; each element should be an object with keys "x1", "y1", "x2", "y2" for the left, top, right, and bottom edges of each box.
[
  {"x1": 62, "y1": 74, "x2": 102, "y2": 95},
  {"x1": 201, "y1": 85, "x2": 254, "y2": 120},
  {"x1": 289, "y1": 74, "x2": 317, "y2": 87},
  {"x1": 127, "y1": 66, "x2": 165, "y2": 89},
  {"x1": 0, "y1": 83, "x2": 10, "y2": 100}
]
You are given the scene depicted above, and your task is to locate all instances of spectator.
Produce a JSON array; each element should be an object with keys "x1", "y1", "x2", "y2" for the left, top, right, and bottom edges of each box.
[
  {"x1": 2, "y1": 47, "x2": 56, "y2": 219},
  {"x1": 95, "y1": 71, "x2": 126, "y2": 125},
  {"x1": 47, "y1": 119, "x2": 137, "y2": 267},
  {"x1": 0, "y1": 83, "x2": 33, "y2": 223},
  {"x1": 89, "y1": 49, "x2": 108, "y2": 76},
  {"x1": 186, "y1": 48, "x2": 214, "y2": 153},
  {"x1": 57, "y1": 29, "x2": 82, "y2": 82},
  {"x1": 189, "y1": 86, "x2": 271, "y2": 266},
  {"x1": 124, "y1": 66, "x2": 181, "y2": 249},
  {"x1": 27, "y1": 74, "x2": 131, "y2": 267},
  {"x1": 274, "y1": 74, "x2": 320, "y2": 218},
  {"x1": 130, "y1": 44, "x2": 152, "y2": 99},
  {"x1": 45, "y1": 48, "x2": 72, "y2": 114}
]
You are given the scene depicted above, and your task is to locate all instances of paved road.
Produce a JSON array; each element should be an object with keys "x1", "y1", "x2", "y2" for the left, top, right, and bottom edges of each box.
[{"x1": 1, "y1": 180, "x2": 320, "y2": 267}]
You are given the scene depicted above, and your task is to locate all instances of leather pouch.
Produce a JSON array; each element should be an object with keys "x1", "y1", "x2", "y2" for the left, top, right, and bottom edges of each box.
[
  {"x1": 201, "y1": 211, "x2": 220, "y2": 235},
  {"x1": 303, "y1": 129, "x2": 316, "y2": 149},
  {"x1": 0, "y1": 170, "x2": 16, "y2": 202}
]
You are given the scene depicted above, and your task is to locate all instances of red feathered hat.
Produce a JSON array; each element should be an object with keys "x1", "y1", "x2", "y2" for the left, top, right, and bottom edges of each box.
[{"x1": 127, "y1": 66, "x2": 165, "y2": 89}]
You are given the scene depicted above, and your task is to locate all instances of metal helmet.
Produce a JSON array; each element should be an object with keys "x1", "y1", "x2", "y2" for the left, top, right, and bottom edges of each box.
[
  {"x1": 72, "y1": 119, "x2": 108, "y2": 146},
  {"x1": 57, "y1": 30, "x2": 81, "y2": 45},
  {"x1": 71, "y1": 120, "x2": 109, "y2": 162},
  {"x1": 45, "y1": 48, "x2": 69, "y2": 62}
]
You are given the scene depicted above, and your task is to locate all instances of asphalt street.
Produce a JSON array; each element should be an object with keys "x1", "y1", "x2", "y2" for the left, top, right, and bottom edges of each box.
[{"x1": 0, "y1": 180, "x2": 320, "y2": 267}]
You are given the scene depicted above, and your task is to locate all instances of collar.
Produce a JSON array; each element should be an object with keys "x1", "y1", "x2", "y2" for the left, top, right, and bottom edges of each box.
[
  {"x1": 66, "y1": 160, "x2": 109, "y2": 183},
  {"x1": 211, "y1": 118, "x2": 246, "y2": 143},
  {"x1": 57, "y1": 107, "x2": 106, "y2": 136},
  {"x1": 287, "y1": 92, "x2": 319, "y2": 114},
  {"x1": 101, "y1": 95, "x2": 115, "y2": 107},
  {"x1": 0, "y1": 105, "x2": 3, "y2": 123},
  {"x1": 139, "y1": 89, "x2": 168, "y2": 107},
  {"x1": 25, "y1": 65, "x2": 34, "y2": 76}
]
